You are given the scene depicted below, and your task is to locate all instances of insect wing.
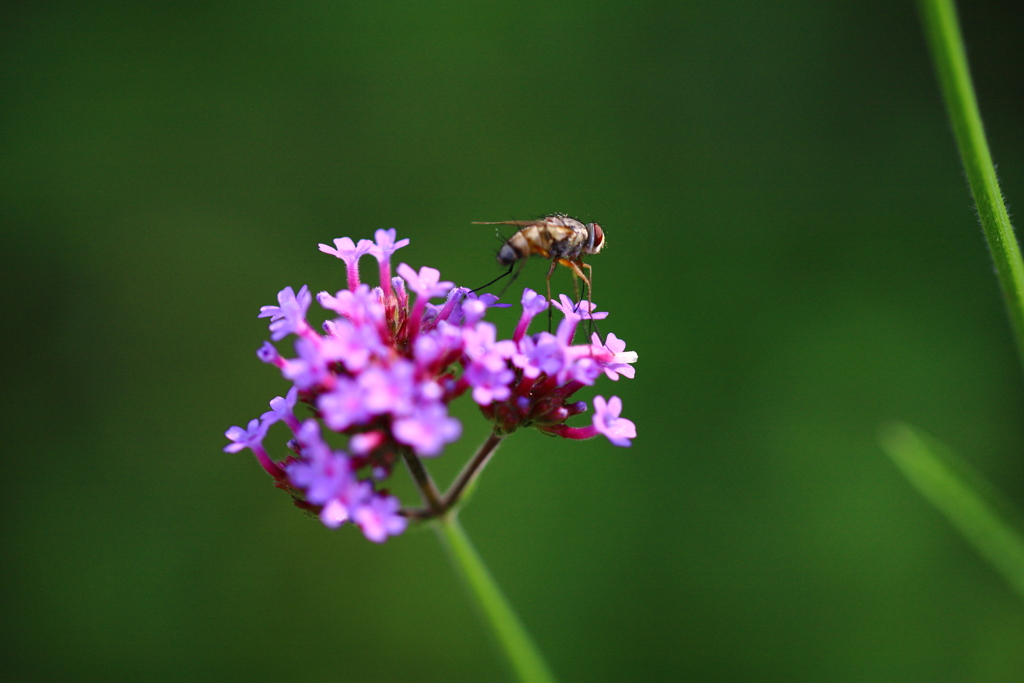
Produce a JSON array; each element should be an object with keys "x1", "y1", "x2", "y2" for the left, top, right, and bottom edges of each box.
[{"x1": 471, "y1": 219, "x2": 548, "y2": 228}]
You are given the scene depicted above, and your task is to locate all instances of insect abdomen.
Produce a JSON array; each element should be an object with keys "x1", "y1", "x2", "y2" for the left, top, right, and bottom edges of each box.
[
  {"x1": 497, "y1": 243, "x2": 520, "y2": 266},
  {"x1": 497, "y1": 230, "x2": 544, "y2": 266}
]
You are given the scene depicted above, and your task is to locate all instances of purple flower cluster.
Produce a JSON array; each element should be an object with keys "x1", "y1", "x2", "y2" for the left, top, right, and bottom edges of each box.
[
  {"x1": 481, "y1": 292, "x2": 638, "y2": 445},
  {"x1": 225, "y1": 229, "x2": 637, "y2": 542}
]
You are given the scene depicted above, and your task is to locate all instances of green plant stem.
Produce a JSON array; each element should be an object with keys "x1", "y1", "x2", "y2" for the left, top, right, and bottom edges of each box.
[
  {"x1": 918, "y1": 0, "x2": 1024, "y2": 371},
  {"x1": 401, "y1": 448, "x2": 444, "y2": 515},
  {"x1": 441, "y1": 430, "x2": 504, "y2": 510},
  {"x1": 435, "y1": 514, "x2": 558, "y2": 683},
  {"x1": 401, "y1": 431, "x2": 505, "y2": 521}
]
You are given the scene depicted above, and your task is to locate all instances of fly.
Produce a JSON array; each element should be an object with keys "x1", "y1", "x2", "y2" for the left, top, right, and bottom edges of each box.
[{"x1": 473, "y1": 214, "x2": 606, "y2": 321}]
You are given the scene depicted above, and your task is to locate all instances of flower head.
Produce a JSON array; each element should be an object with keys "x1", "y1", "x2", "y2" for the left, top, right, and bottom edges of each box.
[{"x1": 226, "y1": 232, "x2": 638, "y2": 543}]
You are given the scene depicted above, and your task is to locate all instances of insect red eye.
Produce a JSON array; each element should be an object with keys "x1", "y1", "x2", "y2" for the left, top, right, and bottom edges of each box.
[{"x1": 591, "y1": 223, "x2": 604, "y2": 249}]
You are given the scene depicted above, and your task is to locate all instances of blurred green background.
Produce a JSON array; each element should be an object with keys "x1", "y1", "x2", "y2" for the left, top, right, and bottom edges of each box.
[{"x1": 4, "y1": 1, "x2": 1024, "y2": 681}]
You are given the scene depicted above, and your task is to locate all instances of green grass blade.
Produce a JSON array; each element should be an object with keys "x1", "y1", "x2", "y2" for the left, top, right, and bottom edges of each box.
[{"x1": 880, "y1": 422, "x2": 1024, "y2": 602}]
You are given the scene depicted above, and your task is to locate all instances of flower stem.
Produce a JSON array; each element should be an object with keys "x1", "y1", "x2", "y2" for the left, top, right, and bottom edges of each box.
[
  {"x1": 435, "y1": 514, "x2": 559, "y2": 683},
  {"x1": 401, "y1": 449, "x2": 444, "y2": 514},
  {"x1": 441, "y1": 430, "x2": 504, "y2": 511},
  {"x1": 918, "y1": 0, "x2": 1024, "y2": 371},
  {"x1": 402, "y1": 432, "x2": 505, "y2": 520}
]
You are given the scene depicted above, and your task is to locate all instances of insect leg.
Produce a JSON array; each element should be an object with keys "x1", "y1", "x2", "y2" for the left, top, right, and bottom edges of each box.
[
  {"x1": 561, "y1": 261, "x2": 591, "y2": 303},
  {"x1": 545, "y1": 259, "x2": 559, "y2": 332},
  {"x1": 471, "y1": 263, "x2": 514, "y2": 293},
  {"x1": 500, "y1": 258, "x2": 530, "y2": 297},
  {"x1": 561, "y1": 260, "x2": 598, "y2": 340},
  {"x1": 580, "y1": 262, "x2": 594, "y2": 309},
  {"x1": 580, "y1": 262, "x2": 599, "y2": 338}
]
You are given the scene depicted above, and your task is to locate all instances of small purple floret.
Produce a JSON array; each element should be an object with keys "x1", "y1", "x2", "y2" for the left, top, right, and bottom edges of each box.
[
  {"x1": 393, "y1": 401, "x2": 462, "y2": 456},
  {"x1": 592, "y1": 395, "x2": 637, "y2": 447},
  {"x1": 224, "y1": 418, "x2": 269, "y2": 454},
  {"x1": 396, "y1": 263, "x2": 454, "y2": 300},
  {"x1": 262, "y1": 387, "x2": 300, "y2": 433},
  {"x1": 259, "y1": 285, "x2": 313, "y2": 341},
  {"x1": 319, "y1": 237, "x2": 373, "y2": 290},
  {"x1": 354, "y1": 494, "x2": 408, "y2": 543},
  {"x1": 368, "y1": 228, "x2": 410, "y2": 263}
]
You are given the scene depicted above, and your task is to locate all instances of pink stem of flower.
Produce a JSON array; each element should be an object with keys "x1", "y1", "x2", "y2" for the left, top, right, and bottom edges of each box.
[
  {"x1": 346, "y1": 262, "x2": 361, "y2": 292},
  {"x1": 407, "y1": 298, "x2": 427, "y2": 345},
  {"x1": 378, "y1": 261, "x2": 392, "y2": 297},
  {"x1": 434, "y1": 289, "x2": 464, "y2": 325},
  {"x1": 252, "y1": 445, "x2": 287, "y2": 480},
  {"x1": 543, "y1": 425, "x2": 597, "y2": 440},
  {"x1": 513, "y1": 314, "x2": 535, "y2": 343}
]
